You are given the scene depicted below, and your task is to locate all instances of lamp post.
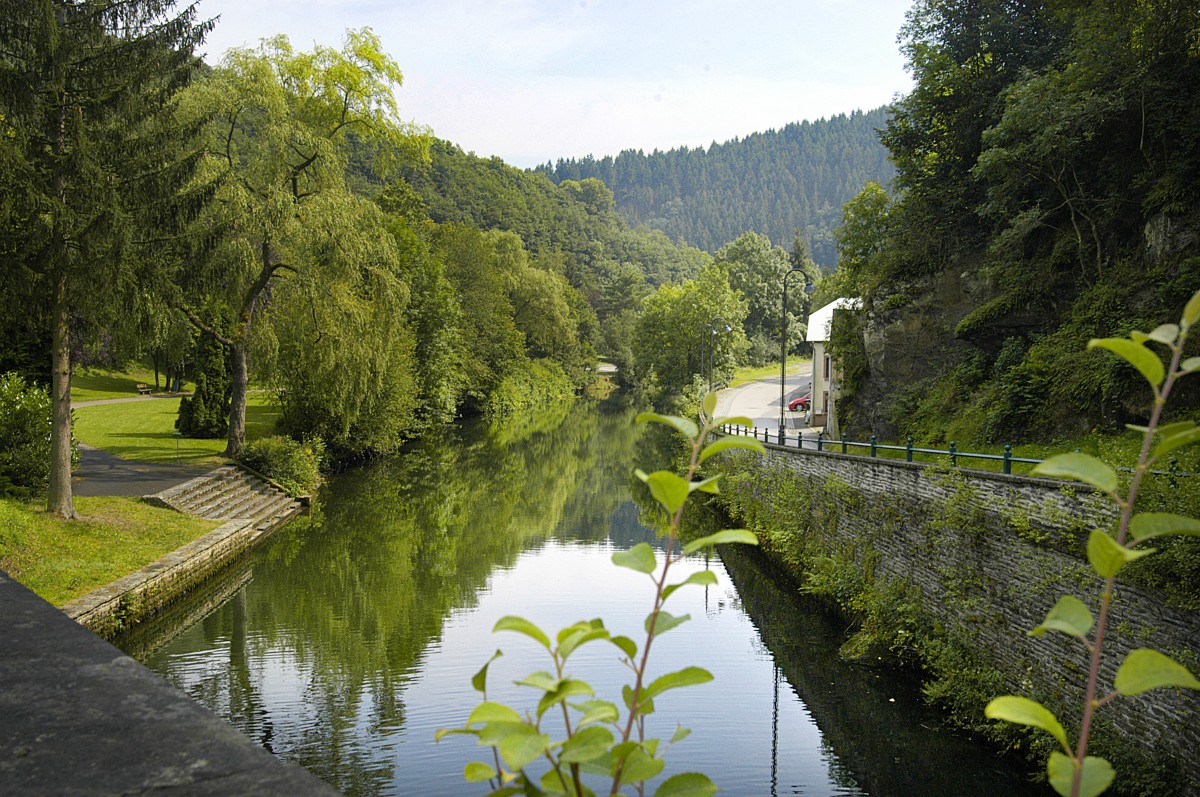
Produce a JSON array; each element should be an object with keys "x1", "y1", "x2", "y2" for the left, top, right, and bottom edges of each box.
[
  {"x1": 703, "y1": 316, "x2": 731, "y2": 393},
  {"x1": 779, "y1": 268, "x2": 813, "y2": 433}
]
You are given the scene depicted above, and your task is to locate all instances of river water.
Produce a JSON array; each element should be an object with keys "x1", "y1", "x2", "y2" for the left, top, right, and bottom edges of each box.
[{"x1": 117, "y1": 399, "x2": 1038, "y2": 796}]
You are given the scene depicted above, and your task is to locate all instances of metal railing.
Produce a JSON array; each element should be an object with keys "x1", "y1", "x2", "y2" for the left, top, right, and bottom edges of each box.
[{"x1": 718, "y1": 423, "x2": 1194, "y2": 483}]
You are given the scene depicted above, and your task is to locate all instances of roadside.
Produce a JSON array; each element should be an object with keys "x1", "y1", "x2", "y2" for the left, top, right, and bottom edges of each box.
[{"x1": 715, "y1": 368, "x2": 816, "y2": 433}]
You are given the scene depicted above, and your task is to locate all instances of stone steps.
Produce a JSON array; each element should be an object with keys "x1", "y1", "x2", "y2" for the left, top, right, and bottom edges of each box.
[{"x1": 143, "y1": 464, "x2": 303, "y2": 537}]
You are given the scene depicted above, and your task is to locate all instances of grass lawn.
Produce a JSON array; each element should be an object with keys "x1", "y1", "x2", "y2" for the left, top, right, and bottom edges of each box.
[
  {"x1": 74, "y1": 394, "x2": 280, "y2": 466},
  {"x1": 0, "y1": 496, "x2": 220, "y2": 606},
  {"x1": 727, "y1": 359, "x2": 812, "y2": 389},
  {"x1": 72, "y1": 366, "x2": 193, "y2": 402}
]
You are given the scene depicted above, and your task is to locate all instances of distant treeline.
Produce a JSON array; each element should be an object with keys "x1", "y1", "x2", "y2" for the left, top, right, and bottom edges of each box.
[{"x1": 534, "y1": 107, "x2": 895, "y2": 267}]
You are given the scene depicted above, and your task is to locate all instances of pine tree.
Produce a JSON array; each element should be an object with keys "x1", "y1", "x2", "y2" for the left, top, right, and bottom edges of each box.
[{"x1": 0, "y1": 0, "x2": 212, "y2": 517}]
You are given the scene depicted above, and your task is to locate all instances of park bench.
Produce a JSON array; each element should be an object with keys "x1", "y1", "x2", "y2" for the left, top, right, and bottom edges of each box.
[{"x1": 135, "y1": 383, "x2": 153, "y2": 395}]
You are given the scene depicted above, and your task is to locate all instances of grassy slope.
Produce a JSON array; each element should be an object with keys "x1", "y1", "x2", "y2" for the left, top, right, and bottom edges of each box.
[
  {"x1": 72, "y1": 367, "x2": 193, "y2": 402},
  {"x1": 74, "y1": 394, "x2": 280, "y2": 467},
  {"x1": 0, "y1": 497, "x2": 220, "y2": 606}
]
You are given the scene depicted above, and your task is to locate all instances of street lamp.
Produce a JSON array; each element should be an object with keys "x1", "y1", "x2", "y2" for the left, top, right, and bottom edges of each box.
[
  {"x1": 779, "y1": 268, "x2": 814, "y2": 434},
  {"x1": 703, "y1": 316, "x2": 732, "y2": 394}
]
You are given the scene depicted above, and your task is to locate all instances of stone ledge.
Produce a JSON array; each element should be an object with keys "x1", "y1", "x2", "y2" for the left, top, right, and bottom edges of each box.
[
  {"x1": 61, "y1": 518, "x2": 258, "y2": 638},
  {"x1": 0, "y1": 572, "x2": 338, "y2": 797}
]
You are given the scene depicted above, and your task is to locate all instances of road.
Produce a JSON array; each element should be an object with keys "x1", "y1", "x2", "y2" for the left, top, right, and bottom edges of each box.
[{"x1": 714, "y1": 367, "x2": 813, "y2": 432}]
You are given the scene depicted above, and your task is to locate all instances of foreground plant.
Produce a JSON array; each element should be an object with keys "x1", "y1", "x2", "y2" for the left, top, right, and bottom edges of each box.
[
  {"x1": 438, "y1": 393, "x2": 765, "y2": 796},
  {"x1": 986, "y1": 289, "x2": 1200, "y2": 797}
]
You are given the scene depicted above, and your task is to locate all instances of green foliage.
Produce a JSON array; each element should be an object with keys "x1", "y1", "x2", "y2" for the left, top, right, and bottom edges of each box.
[
  {"x1": 0, "y1": 372, "x2": 74, "y2": 497},
  {"x1": 175, "y1": 331, "x2": 230, "y2": 439},
  {"x1": 484, "y1": 359, "x2": 576, "y2": 421},
  {"x1": 236, "y1": 435, "x2": 324, "y2": 498},
  {"x1": 631, "y1": 265, "x2": 747, "y2": 401},
  {"x1": 987, "y1": 293, "x2": 1200, "y2": 796},
  {"x1": 438, "y1": 395, "x2": 762, "y2": 796},
  {"x1": 536, "y1": 109, "x2": 895, "y2": 268}
]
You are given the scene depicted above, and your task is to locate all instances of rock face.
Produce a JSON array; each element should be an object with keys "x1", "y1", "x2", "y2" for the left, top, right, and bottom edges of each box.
[{"x1": 851, "y1": 269, "x2": 979, "y2": 438}]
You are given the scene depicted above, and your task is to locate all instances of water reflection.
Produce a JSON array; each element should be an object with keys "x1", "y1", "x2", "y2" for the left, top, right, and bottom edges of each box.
[{"x1": 121, "y1": 400, "x2": 1036, "y2": 796}]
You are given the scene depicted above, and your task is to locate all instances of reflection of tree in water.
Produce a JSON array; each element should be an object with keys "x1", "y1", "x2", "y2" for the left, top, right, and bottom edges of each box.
[
  {"x1": 719, "y1": 544, "x2": 1038, "y2": 797},
  {"x1": 140, "y1": 398, "x2": 656, "y2": 796}
]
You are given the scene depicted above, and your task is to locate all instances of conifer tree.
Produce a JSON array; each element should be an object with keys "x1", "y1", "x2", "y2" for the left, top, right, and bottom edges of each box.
[{"x1": 0, "y1": 0, "x2": 212, "y2": 517}]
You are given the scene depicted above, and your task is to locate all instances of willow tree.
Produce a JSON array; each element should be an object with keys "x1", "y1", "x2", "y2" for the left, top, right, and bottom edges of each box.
[
  {"x1": 0, "y1": 0, "x2": 211, "y2": 517},
  {"x1": 174, "y1": 29, "x2": 429, "y2": 457}
]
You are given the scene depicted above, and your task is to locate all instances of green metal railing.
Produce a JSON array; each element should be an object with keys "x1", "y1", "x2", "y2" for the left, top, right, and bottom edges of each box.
[{"x1": 718, "y1": 423, "x2": 1193, "y2": 483}]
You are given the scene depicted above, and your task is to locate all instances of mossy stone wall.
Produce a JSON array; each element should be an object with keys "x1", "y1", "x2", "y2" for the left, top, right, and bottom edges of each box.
[{"x1": 715, "y1": 442, "x2": 1200, "y2": 794}]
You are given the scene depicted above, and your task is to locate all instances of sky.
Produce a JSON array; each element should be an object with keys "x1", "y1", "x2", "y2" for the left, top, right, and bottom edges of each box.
[{"x1": 193, "y1": 0, "x2": 915, "y2": 169}]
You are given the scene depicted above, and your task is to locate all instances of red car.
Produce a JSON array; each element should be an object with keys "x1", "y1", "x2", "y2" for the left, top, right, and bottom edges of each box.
[{"x1": 788, "y1": 392, "x2": 812, "y2": 412}]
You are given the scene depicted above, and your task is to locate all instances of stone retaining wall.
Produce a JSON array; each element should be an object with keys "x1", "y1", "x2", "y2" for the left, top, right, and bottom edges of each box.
[
  {"x1": 61, "y1": 518, "x2": 261, "y2": 638},
  {"x1": 717, "y1": 441, "x2": 1200, "y2": 794}
]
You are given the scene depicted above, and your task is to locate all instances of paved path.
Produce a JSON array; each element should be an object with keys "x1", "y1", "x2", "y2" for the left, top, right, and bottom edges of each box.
[
  {"x1": 71, "y1": 393, "x2": 213, "y2": 497},
  {"x1": 715, "y1": 369, "x2": 813, "y2": 432}
]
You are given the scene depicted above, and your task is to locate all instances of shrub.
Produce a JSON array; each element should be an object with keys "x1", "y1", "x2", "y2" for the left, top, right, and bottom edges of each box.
[
  {"x1": 0, "y1": 372, "x2": 73, "y2": 497},
  {"x1": 236, "y1": 435, "x2": 324, "y2": 497}
]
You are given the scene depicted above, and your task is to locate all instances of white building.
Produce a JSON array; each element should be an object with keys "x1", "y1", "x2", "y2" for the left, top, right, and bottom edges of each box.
[{"x1": 805, "y1": 298, "x2": 862, "y2": 436}]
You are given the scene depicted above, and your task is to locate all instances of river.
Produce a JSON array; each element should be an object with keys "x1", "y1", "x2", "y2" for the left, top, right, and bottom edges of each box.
[{"x1": 116, "y1": 399, "x2": 1038, "y2": 796}]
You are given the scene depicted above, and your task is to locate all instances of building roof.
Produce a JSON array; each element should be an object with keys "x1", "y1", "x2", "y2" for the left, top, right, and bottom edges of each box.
[{"x1": 806, "y1": 298, "x2": 862, "y2": 343}]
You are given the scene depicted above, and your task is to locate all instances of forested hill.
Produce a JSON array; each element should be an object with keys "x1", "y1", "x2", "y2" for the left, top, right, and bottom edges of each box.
[{"x1": 534, "y1": 107, "x2": 895, "y2": 268}]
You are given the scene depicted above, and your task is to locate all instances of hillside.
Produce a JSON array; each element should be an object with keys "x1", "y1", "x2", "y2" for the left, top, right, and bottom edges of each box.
[{"x1": 535, "y1": 107, "x2": 895, "y2": 267}]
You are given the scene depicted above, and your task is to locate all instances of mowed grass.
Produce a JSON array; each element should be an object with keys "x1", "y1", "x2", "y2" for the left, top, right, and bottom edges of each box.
[
  {"x1": 74, "y1": 394, "x2": 280, "y2": 466},
  {"x1": 72, "y1": 367, "x2": 192, "y2": 402},
  {"x1": 727, "y1": 359, "x2": 812, "y2": 389},
  {"x1": 0, "y1": 496, "x2": 220, "y2": 606}
]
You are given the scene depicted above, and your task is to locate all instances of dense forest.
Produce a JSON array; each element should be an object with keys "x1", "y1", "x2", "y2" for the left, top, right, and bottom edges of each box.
[
  {"x1": 826, "y1": 0, "x2": 1200, "y2": 446},
  {"x1": 535, "y1": 107, "x2": 895, "y2": 267}
]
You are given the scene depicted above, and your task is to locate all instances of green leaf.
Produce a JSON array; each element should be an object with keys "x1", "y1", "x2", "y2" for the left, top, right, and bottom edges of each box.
[
  {"x1": 646, "y1": 610, "x2": 690, "y2": 639},
  {"x1": 573, "y1": 699, "x2": 619, "y2": 727},
  {"x1": 473, "y1": 649, "x2": 503, "y2": 693},
  {"x1": 662, "y1": 570, "x2": 718, "y2": 601},
  {"x1": 539, "y1": 767, "x2": 570, "y2": 795},
  {"x1": 641, "y1": 470, "x2": 691, "y2": 514},
  {"x1": 682, "y1": 528, "x2": 758, "y2": 555},
  {"x1": 984, "y1": 695, "x2": 1069, "y2": 752},
  {"x1": 468, "y1": 701, "x2": 523, "y2": 726},
  {"x1": 559, "y1": 725, "x2": 614, "y2": 763},
  {"x1": 1032, "y1": 453, "x2": 1119, "y2": 494},
  {"x1": 689, "y1": 475, "x2": 721, "y2": 494},
  {"x1": 1114, "y1": 649, "x2": 1200, "y2": 695},
  {"x1": 698, "y1": 436, "x2": 766, "y2": 463},
  {"x1": 1183, "y1": 288, "x2": 1200, "y2": 327},
  {"x1": 701, "y1": 391, "x2": 718, "y2": 418},
  {"x1": 622, "y1": 684, "x2": 655, "y2": 716},
  {"x1": 516, "y1": 671, "x2": 559, "y2": 692},
  {"x1": 537, "y1": 678, "x2": 595, "y2": 718},
  {"x1": 465, "y1": 761, "x2": 497, "y2": 782},
  {"x1": 1154, "y1": 427, "x2": 1200, "y2": 459},
  {"x1": 669, "y1": 724, "x2": 692, "y2": 744},
  {"x1": 1130, "y1": 512, "x2": 1200, "y2": 541},
  {"x1": 494, "y1": 616, "x2": 550, "y2": 650},
  {"x1": 712, "y1": 415, "x2": 753, "y2": 428},
  {"x1": 654, "y1": 772, "x2": 718, "y2": 797},
  {"x1": 434, "y1": 727, "x2": 477, "y2": 742},
  {"x1": 477, "y1": 720, "x2": 534, "y2": 747},
  {"x1": 497, "y1": 727, "x2": 551, "y2": 771},
  {"x1": 558, "y1": 627, "x2": 610, "y2": 660},
  {"x1": 1087, "y1": 529, "x2": 1152, "y2": 578},
  {"x1": 643, "y1": 666, "x2": 714, "y2": 701},
  {"x1": 615, "y1": 746, "x2": 665, "y2": 785},
  {"x1": 1088, "y1": 337, "x2": 1165, "y2": 387},
  {"x1": 1029, "y1": 595, "x2": 1094, "y2": 639},
  {"x1": 1182, "y1": 356, "x2": 1200, "y2": 374},
  {"x1": 610, "y1": 635, "x2": 638, "y2": 659},
  {"x1": 1048, "y1": 752, "x2": 1114, "y2": 797},
  {"x1": 636, "y1": 412, "x2": 699, "y2": 441},
  {"x1": 1153, "y1": 421, "x2": 1197, "y2": 439},
  {"x1": 613, "y1": 543, "x2": 657, "y2": 574},
  {"x1": 1146, "y1": 323, "x2": 1180, "y2": 345}
]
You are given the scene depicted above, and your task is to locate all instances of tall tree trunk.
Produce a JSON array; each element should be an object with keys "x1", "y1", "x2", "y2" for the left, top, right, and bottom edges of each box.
[
  {"x1": 48, "y1": 272, "x2": 78, "y2": 519},
  {"x1": 225, "y1": 340, "x2": 248, "y2": 458}
]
